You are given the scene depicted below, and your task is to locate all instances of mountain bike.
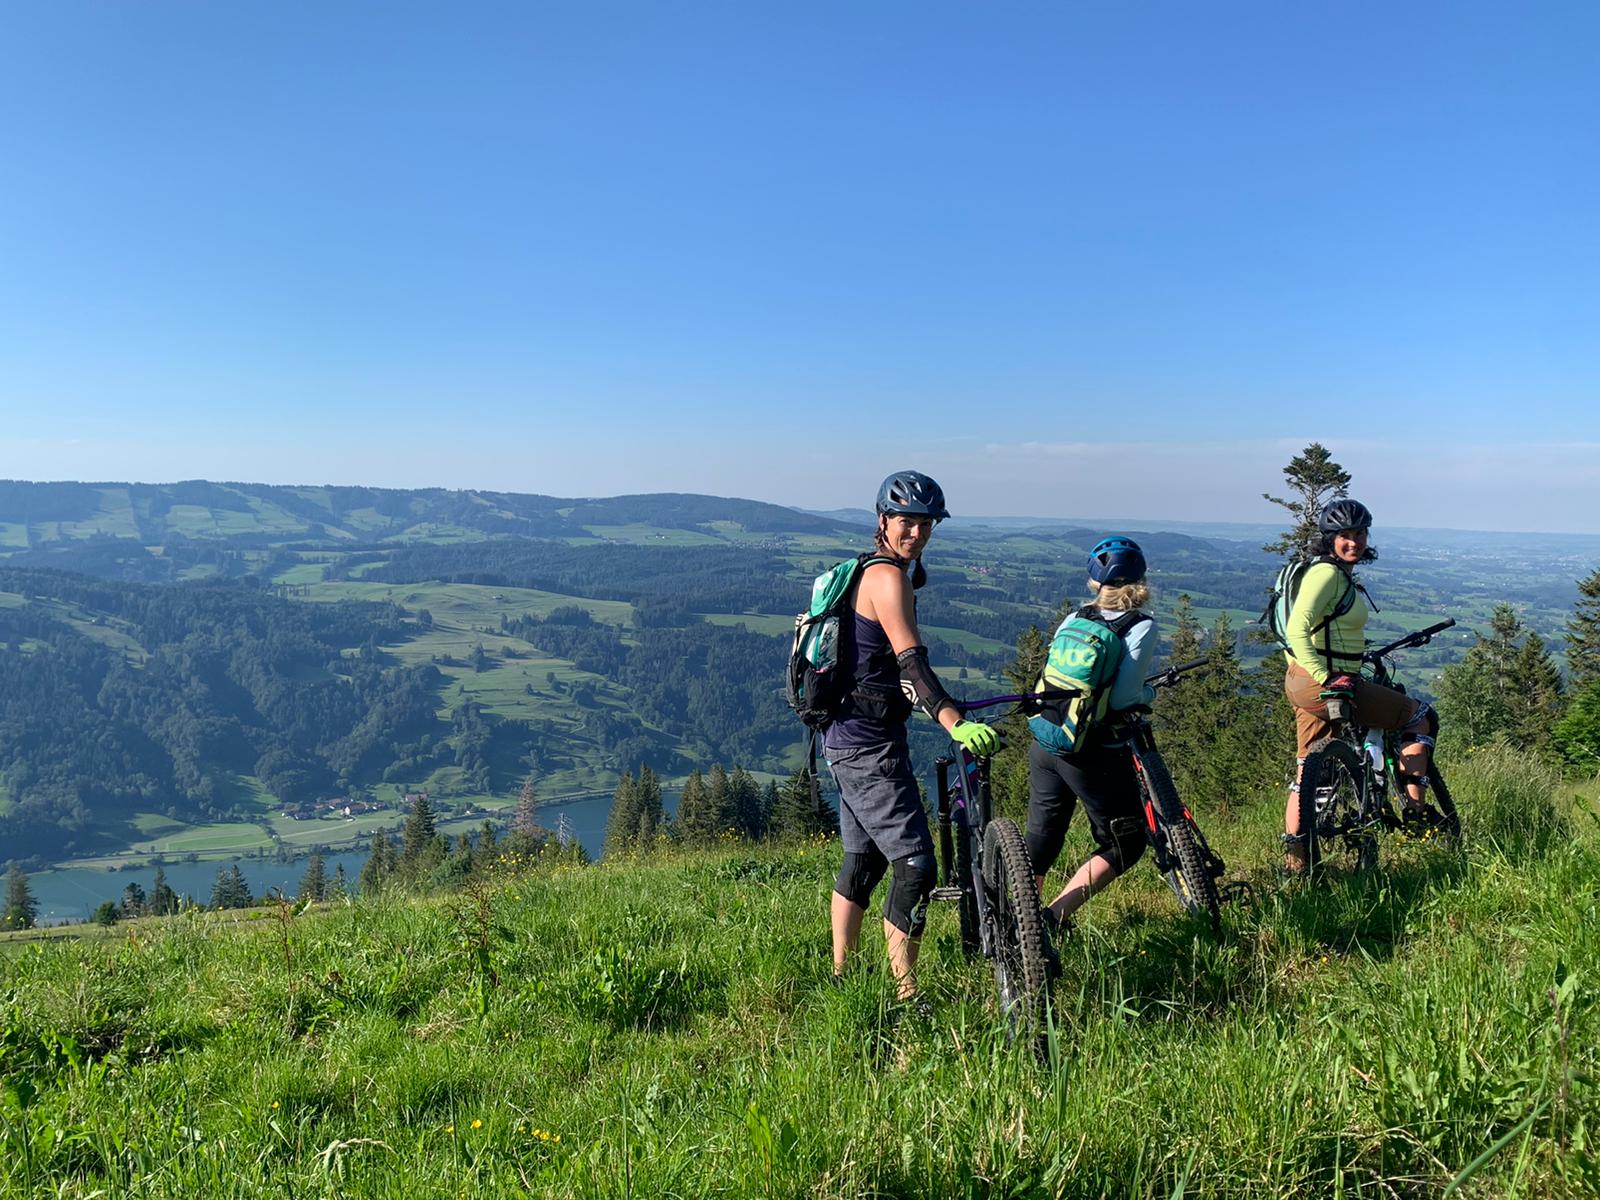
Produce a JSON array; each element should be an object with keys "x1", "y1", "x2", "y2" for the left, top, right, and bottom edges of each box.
[
  {"x1": 1121, "y1": 659, "x2": 1234, "y2": 931},
  {"x1": 929, "y1": 694, "x2": 1055, "y2": 1045},
  {"x1": 1297, "y1": 619, "x2": 1460, "y2": 873}
]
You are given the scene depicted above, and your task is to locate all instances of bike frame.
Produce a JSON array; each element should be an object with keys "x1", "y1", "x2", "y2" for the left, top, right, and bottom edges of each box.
[
  {"x1": 1312, "y1": 618, "x2": 1456, "y2": 841},
  {"x1": 932, "y1": 692, "x2": 1027, "y2": 962}
]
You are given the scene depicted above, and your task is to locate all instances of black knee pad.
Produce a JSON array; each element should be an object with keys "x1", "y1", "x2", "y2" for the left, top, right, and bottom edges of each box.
[
  {"x1": 885, "y1": 852, "x2": 936, "y2": 936},
  {"x1": 834, "y1": 849, "x2": 888, "y2": 909},
  {"x1": 1099, "y1": 814, "x2": 1147, "y2": 873},
  {"x1": 1404, "y1": 702, "x2": 1440, "y2": 747}
]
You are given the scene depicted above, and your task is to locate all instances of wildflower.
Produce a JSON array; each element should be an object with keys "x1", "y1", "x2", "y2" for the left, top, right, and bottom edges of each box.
[
  {"x1": 271, "y1": 1101, "x2": 280, "y2": 1110},
  {"x1": 471, "y1": 1119, "x2": 483, "y2": 1129},
  {"x1": 445, "y1": 1124, "x2": 455, "y2": 1134}
]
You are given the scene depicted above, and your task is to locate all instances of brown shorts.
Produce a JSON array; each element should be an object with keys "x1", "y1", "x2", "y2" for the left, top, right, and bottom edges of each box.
[{"x1": 1284, "y1": 662, "x2": 1417, "y2": 758}]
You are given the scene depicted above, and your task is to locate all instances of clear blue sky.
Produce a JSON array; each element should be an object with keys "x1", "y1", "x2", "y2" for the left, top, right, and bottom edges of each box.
[{"x1": 2, "y1": 3, "x2": 1596, "y2": 531}]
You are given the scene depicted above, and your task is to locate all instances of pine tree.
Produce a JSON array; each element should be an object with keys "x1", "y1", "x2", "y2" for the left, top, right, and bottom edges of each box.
[
  {"x1": 728, "y1": 768, "x2": 763, "y2": 839},
  {"x1": 1553, "y1": 679, "x2": 1600, "y2": 775},
  {"x1": 760, "y1": 780, "x2": 779, "y2": 840},
  {"x1": 674, "y1": 768, "x2": 714, "y2": 844},
  {"x1": 635, "y1": 766, "x2": 664, "y2": 848},
  {"x1": 1190, "y1": 613, "x2": 1248, "y2": 816},
  {"x1": 705, "y1": 765, "x2": 733, "y2": 838},
  {"x1": 210, "y1": 865, "x2": 252, "y2": 910},
  {"x1": 120, "y1": 882, "x2": 147, "y2": 918},
  {"x1": 299, "y1": 852, "x2": 327, "y2": 903},
  {"x1": 603, "y1": 771, "x2": 640, "y2": 856},
  {"x1": 513, "y1": 772, "x2": 543, "y2": 837},
  {"x1": 149, "y1": 866, "x2": 179, "y2": 916},
  {"x1": 1437, "y1": 604, "x2": 1564, "y2": 753},
  {"x1": 359, "y1": 830, "x2": 394, "y2": 894},
  {"x1": 1506, "y1": 631, "x2": 1565, "y2": 753},
  {"x1": 401, "y1": 793, "x2": 437, "y2": 865},
  {"x1": 1262, "y1": 442, "x2": 1352, "y2": 557},
  {"x1": 1567, "y1": 567, "x2": 1600, "y2": 693},
  {"x1": 772, "y1": 768, "x2": 833, "y2": 838},
  {"x1": 328, "y1": 863, "x2": 349, "y2": 900},
  {"x1": 1153, "y1": 594, "x2": 1204, "y2": 769},
  {"x1": 3, "y1": 863, "x2": 38, "y2": 931}
]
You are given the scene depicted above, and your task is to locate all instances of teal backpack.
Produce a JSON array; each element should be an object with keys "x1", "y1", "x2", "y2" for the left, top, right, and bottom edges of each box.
[
  {"x1": 1259, "y1": 556, "x2": 1366, "y2": 654},
  {"x1": 1029, "y1": 607, "x2": 1150, "y2": 754},
  {"x1": 786, "y1": 553, "x2": 897, "y2": 730}
]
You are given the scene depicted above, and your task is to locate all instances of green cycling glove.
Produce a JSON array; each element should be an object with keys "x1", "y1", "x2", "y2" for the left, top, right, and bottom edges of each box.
[{"x1": 950, "y1": 720, "x2": 1000, "y2": 757}]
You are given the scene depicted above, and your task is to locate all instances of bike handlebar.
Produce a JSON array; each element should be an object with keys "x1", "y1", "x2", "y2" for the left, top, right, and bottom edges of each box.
[
  {"x1": 1364, "y1": 618, "x2": 1456, "y2": 663},
  {"x1": 1146, "y1": 658, "x2": 1209, "y2": 689}
]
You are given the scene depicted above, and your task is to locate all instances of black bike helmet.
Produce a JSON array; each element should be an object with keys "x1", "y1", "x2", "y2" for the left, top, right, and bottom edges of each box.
[
  {"x1": 1088, "y1": 536, "x2": 1146, "y2": 585},
  {"x1": 875, "y1": 470, "x2": 950, "y2": 520},
  {"x1": 1318, "y1": 498, "x2": 1373, "y2": 535}
]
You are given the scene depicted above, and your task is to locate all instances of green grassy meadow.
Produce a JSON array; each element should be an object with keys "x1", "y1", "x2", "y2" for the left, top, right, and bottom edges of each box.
[{"x1": 3, "y1": 749, "x2": 1596, "y2": 1198}]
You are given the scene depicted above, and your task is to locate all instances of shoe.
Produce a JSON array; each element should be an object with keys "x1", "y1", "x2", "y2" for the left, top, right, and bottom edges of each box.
[
  {"x1": 891, "y1": 992, "x2": 935, "y2": 1028},
  {"x1": 1400, "y1": 804, "x2": 1447, "y2": 838}
]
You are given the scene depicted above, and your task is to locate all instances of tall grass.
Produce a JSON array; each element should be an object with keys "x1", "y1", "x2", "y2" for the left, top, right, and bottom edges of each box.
[{"x1": 2, "y1": 747, "x2": 1596, "y2": 1198}]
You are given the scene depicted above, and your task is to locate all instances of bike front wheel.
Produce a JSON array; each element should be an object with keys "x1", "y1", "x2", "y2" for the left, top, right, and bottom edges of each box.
[
  {"x1": 1138, "y1": 751, "x2": 1221, "y2": 931},
  {"x1": 1299, "y1": 738, "x2": 1372, "y2": 874},
  {"x1": 982, "y1": 817, "x2": 1050, "y2": 1042}
]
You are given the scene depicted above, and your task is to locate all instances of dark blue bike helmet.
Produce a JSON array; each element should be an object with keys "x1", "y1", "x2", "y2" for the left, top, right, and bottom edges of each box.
[
  {"x1": 875, "y1": 470, "x2": 950, "y2": 520},
  {"x1": 1317, "y1": 497, "x2": 1373, "y2": 535},
  {"x1": 1088, "y1": 536, "x2": 1146, "y2": 585}
]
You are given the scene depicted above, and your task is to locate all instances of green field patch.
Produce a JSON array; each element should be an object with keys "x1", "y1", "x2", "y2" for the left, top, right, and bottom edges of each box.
[
  {"x1": 395, "y1": 522, "x2": 486, "y2": 543},
  {"x1": 130, "y1": 812, "x2": 188, "y2": 839},
  {"x1": 59, "y1": 614, "x2": 147, "y2": 662},
  {"x1": 338, "y1": 506, "x2": 394, "y2": 533},
  {"x1": 270, "y1": 562, "x2": 329, "y2": 585},
  {"x1": 585, "y1": 523, "x2": 725, "y2": 546},
  {"x1": 129, "y1": 820, "x2": 276, "y2": 856},
  {"x1": 921, "y1": 624, "x2": 1014, "y2": 656},
  {"x1": 0, "y1": 590, "x2": 24, "y2": 608},
  {"x1": 301, "y1": 580, "x2": 634, "y2": 627},
  {"x1": 162, "y1": 505, "x2": 224, "y2": 537},
  {"x1": 0, "y1": 522, "x2": 29, "y2": 548},
  {"x1": 242, "y1": 494, "x2": 311, "y2": 534},
  {"x1": 700, "y1": 612, "x2": 791, "y2": 636},
  {"x1": 272, "y1": 809, "x2": 400, "y2": 848}
]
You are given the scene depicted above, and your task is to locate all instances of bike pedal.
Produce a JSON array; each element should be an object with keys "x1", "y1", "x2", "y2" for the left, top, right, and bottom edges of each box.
[{"x1": 928, "y1": 886, "x2": 965, "y2": 902}]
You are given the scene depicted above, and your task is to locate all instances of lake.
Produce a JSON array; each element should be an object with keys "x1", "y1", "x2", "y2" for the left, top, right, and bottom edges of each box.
[{"x1": 27, "y1": 790, "x2": 675, "y2": 924}]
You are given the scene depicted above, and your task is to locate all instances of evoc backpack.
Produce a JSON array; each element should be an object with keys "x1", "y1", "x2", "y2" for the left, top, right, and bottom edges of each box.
[
  {"x1": 1259, "y1": 556, "x2": 1369, "y2": 654},
  {"x1": 786, "y1": 553, "x2": 898, "y2": 730},
  {"x1": 1029, "y1": 607, "x2": 1150, "y2": 754}
]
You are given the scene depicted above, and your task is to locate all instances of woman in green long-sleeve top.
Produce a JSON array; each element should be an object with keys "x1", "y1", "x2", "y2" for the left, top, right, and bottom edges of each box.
[{"x1": 1280, "y1": 498, "x2": 1443, "y2": 874}]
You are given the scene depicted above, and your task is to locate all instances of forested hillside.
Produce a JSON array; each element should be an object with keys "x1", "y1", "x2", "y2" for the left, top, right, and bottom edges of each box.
[{"x1": 2, "y1": 476, "x2": 1592, "y2": 868}]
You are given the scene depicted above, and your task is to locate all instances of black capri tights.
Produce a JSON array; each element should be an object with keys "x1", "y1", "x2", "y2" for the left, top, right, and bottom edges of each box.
[{"x1": 1025, "y1": 739, "x2": 1147, "y2": 879}]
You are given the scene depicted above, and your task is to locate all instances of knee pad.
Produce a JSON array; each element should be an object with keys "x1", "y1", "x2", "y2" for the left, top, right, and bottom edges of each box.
[
  {"x1": 884, "y1": 852, "x2": 936, "y2": 936},
  {"x1": 834, "y1": 849, "x2": 888, "y2": 909},
  {"x1": 1100, "y1": 815, "x2": 1147, "y2": 873},
  {"x1": 1403, "y1": 702, "x2": 1439, "y2": 747}
]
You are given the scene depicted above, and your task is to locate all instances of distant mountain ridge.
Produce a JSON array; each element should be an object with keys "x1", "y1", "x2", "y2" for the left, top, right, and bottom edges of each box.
[{"x1": 0, "y1": 480, "x2": 866, "y2": 552}]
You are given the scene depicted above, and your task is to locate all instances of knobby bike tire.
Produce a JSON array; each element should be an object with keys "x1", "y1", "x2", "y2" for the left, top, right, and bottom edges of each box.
[
  {"x1": 1299, "y1": 738, "x2": 1371, "y2": 875},
  {"x1": 1138, "y1": 751, "x2": 1221, "y2": 932},
  {"x1": 982, "y1": 818, "x2": 1050, "y2": 1043},
  {"x1": 1429, "y1": 761, "x2": 1462, "y2": 844}
]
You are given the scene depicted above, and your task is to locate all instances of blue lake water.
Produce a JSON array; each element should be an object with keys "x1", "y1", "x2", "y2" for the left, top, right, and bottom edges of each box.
[{"x1": 27, "y1": 791, "x2": 675, "y2": 925}]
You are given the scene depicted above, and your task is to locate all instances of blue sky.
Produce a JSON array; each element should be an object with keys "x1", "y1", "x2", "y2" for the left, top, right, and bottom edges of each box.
[{"x1": 2, "y1": 3, "x2": 1596, "y2": 531}]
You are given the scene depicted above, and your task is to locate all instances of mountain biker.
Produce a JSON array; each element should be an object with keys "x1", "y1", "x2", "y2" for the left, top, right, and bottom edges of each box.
[
  {"x1": 1281, "y1": 498, "x2": 1442, "y2": 873},
  {"x1": 824, "y1": 470, "x2": 999, "y2": 999},
  {"x1": 1030, "y1": 537, "x2": 1159, "y2": 933}
]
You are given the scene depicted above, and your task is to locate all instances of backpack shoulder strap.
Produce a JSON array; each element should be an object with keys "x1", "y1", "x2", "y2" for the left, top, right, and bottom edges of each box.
[{"x1": 1106, "y1": 610, "x2": 1151, "y2": 638}]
